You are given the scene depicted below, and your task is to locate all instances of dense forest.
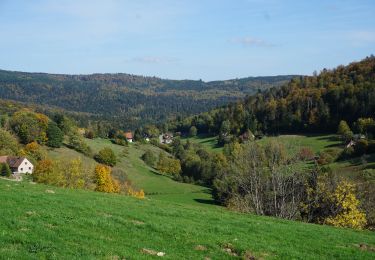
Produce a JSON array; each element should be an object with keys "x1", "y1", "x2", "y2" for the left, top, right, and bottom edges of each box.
[
  {"x1": 0, "y1": 70, "x2": 295, "y2": 130},
  {"x1": 169, "y1": 56, "x2": 375, "y2": 138}
]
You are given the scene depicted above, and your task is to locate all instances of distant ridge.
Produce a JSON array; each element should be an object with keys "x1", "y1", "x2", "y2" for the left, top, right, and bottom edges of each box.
[{"x1": 0, "y1": 69, "x2": 296, "y2": 129}]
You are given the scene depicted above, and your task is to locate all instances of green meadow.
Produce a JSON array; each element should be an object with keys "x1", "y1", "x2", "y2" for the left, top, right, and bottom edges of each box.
[{"x1": 1, "y1": 178, "x2": 374, "y2": 259}]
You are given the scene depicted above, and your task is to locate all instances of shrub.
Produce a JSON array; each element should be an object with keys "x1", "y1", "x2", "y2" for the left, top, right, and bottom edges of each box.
[
  {"x1": 67, "y1": 132, "x2": 92, "y2": 156},
  {"x1": 94, "y1": 147, "x2": 117, "y2": 166},
  {"x1": 317, "y1": 149, "x2": 340, "y2": 165},
  {"x1": 298, "y1": 147, "x2": 315, "y2": 161},
  {"x1": 141, "y1": 150, "x2": 157, "y2": 167},
  {"x1": 156, "y1": 153, "x2": 181, "y2": 175},
  {"x1": 125, "y1": 183, "x2": 145, "y2": 199}
]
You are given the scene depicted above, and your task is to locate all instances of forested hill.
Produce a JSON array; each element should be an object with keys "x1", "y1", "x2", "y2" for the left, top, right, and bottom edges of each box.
[
  {"x1": 0, "y1": 70, "x2": 295, "y2": 129},
  {"x1": 170, "y1": 56, "x2": 375, "y2": 136}
]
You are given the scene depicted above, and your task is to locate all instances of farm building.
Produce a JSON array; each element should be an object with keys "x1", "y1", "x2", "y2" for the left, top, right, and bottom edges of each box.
[{"x1": 0, "y1": 156, "x2": 34, "y2": 174}]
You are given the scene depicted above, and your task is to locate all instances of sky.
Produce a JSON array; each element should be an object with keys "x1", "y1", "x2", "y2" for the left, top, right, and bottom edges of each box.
[{"x1": 0, "y1": 0, "x2": 374, "y2": 81}]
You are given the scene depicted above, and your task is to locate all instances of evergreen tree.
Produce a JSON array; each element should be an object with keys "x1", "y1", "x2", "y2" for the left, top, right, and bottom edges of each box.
[
  {"x1": 1, "y1": 163, "x2": 12, "y2": 177},
  {"x1": 47, "y1": 121, "x2": 64, "y2": 148}
]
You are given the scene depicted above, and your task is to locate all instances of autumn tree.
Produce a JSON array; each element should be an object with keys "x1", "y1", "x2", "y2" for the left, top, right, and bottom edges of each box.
[
  {"x1": 325, "y1": 181, "x2": 367, "y2": 229},
  {"x1": 94, "y1": 164, "x2": 120, "y2": 193},
  {"x1": 19, "y1": 141, "x2": 46, "y2": 162},
  {"x1": 63, "y1": 158, "x2": 85, "y2": 188},
  {"x1": 33, "y1": 159, "x2": 66, "y2": 186},
  {"x1": 10, "y1": 110, "x2": 49, "y2": 144}
]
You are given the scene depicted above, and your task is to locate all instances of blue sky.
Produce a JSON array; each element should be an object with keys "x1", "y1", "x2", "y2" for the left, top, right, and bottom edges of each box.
[{"x1": 0, "y1": 0, "x2": 374, "y2": 81}]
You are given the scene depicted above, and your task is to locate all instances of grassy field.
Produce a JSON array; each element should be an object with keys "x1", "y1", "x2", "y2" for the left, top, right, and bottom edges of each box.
[
  {"x1": 1, "y1": 178, "x2": 374, "y2": 259},
  {"x1": 182, "y1": 135, "x2": 223, "y2": 153},
  {"x1": 48, "y1": 139, "x2": 214, "y2": 207},
  {"x1": 257, "y1": 134, "x2": 342, "y2": 154}
]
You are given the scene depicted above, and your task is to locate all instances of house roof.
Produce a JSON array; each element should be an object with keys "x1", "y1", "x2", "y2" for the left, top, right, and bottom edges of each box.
[
  {"x1": 124, "y1": 132, "x2": 133, "y2": 139},
  {"x1": 0, "y1": 156, "x2": 28, "y2": 168}
]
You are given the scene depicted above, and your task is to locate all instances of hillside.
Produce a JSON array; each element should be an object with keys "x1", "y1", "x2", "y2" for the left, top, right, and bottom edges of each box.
[
  {"x1": 169, "y1": 56, "x2": 375, "y2": 136},
  {"x1": 0, "y1": 70, "x2": 295, "y2": 130},
  {"x1": 1, "y1": 178, "x2": 374, "y2": 259}
]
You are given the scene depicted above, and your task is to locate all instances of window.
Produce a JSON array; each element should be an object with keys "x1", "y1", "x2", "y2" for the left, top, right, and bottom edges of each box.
[
  {"x1": 25, "y1": 161, "x2": 28, "y2": 165},
  {"x1": 20, "y1": 168, "x2": 23, "y2": 171},
  {"x1": 29, "y1": 167, "x2": 31, "y2": 170}
]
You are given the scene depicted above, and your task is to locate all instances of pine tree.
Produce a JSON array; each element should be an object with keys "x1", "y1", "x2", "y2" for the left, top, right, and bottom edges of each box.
[
  {"x1": 46, "y1": 121, "x2": 64, "y2": 148},
  {"x1": 1, "y1": 163, "x2": 12, "y2": 177}
]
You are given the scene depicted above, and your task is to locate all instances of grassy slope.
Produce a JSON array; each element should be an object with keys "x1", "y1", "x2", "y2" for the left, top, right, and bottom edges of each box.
[
  {"x1": 182, "y1": 135, "x2": 223, "y2": 153},
  {"x1": 49, "y1": 139, "x2": 214, "y2": 207},
  {"x1": 1, "y1": 179, "x2": 374, "y2": 259}
]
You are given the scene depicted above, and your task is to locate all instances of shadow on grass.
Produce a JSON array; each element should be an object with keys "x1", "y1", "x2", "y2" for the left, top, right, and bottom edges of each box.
[
  {"x1": 194, "y1": 198, "x2": 218, "y2": 206},
  {"x1": 314, "y1": 135, "x2": 343, "y2": 144}
]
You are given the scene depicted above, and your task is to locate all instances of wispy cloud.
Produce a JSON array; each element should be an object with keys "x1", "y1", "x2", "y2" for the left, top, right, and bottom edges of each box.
[
  {"x1": 126, "y1": 56, "x2": 179, "y2": 64},
  {"x1": 230, "y1": 37, "x2": 276, "y2": 47}
]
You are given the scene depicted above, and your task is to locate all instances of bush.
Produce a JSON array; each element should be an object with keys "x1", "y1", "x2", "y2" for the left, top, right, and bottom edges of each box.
[
  {"x1": 156, "y1": 153, "x2": 181, "y2": 175},
  {"x1": 141, "y1": 150, "x2": 157, "y2": 167},
  {"x1": 317, "y1": 149, "x2": 340, "y2": 165},
  {"x1": 298, "y1": 147, "x2": 315, "y2": 161},
  {"x1": 67, "y1": 132, "x2": 92, "y2": 156},
  {"x1": 94, "y1": 147, "x2": 117, "y2": 166}
]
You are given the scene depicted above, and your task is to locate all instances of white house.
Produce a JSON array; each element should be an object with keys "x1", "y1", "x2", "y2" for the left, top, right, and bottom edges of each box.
[{"x1": 0, "y1": 156, "x2": 34, "y2": 174}]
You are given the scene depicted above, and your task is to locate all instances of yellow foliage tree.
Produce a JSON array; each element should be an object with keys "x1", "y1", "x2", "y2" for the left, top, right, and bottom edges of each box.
[
  {"x1": 63, "y1": 158, "x2": 85, "y2": 189},
  {"x1": 325, "y1": 181, "x2": 367, "y2": 230},
  {"x1": 33, "y1": 159, "x2": 66, "y2": 186},
  {"x1": 94, "y1": 164, "x2": 120, "y2": 193}
]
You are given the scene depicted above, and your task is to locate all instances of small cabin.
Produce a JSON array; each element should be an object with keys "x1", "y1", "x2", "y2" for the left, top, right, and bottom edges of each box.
[{"x1": 0, "y1": 156, "x2": 34, "y2": 174}]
